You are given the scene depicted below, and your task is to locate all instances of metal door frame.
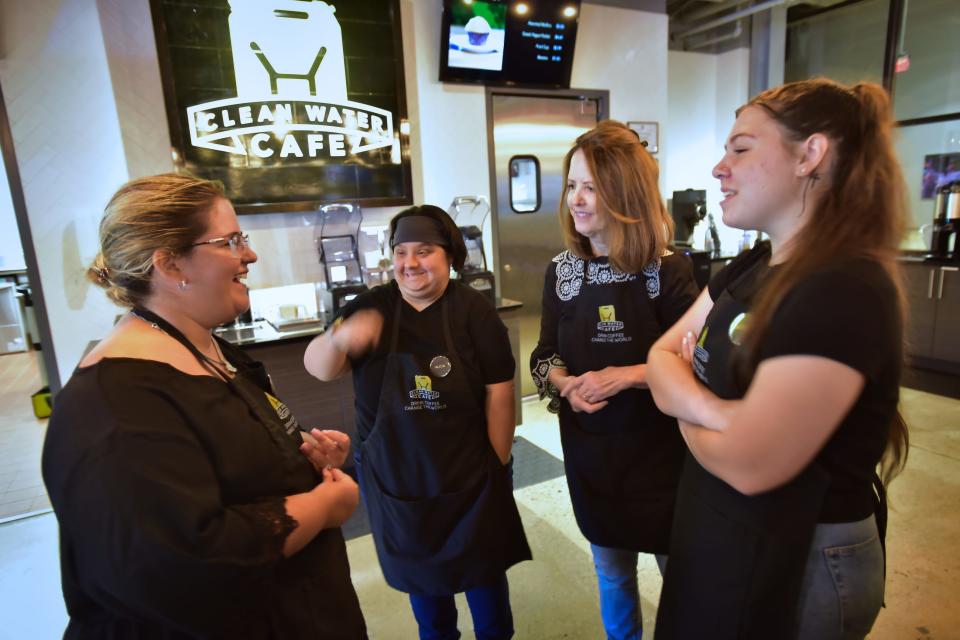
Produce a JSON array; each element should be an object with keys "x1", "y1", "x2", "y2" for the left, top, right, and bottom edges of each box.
[{"x1": 484, "y1": 87, "x2": 609, "y2": 297}]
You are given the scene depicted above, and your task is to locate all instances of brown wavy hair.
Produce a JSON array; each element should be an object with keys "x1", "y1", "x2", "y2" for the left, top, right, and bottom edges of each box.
[
  {"x1": 559, "y1": 120, "x2": 674, "y2": 273},
  {"x1": 733, "y1": 79, "x2": 909, "y2": 485},
  {"x1": 87, "y1": 173, "x2": 225, "y2": 307}
]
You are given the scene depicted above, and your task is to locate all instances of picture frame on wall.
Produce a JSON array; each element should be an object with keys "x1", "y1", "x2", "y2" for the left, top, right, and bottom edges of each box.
[
  {"x1": 150, "y1": 0, "x2": 412, "y2": 213},
  {"x1": 628, "y1": 121, "x2": 659, "y2": 154}
]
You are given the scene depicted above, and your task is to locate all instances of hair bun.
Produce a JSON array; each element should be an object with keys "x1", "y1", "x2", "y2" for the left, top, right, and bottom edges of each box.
[{"x1": 87, "y1": 254, "x2": 112, "y2": 288}]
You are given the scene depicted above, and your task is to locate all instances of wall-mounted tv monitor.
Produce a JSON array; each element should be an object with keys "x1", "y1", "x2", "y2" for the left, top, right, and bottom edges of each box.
[{"x1": 439, "y1": 0, "x2": 581, "y2": 89}]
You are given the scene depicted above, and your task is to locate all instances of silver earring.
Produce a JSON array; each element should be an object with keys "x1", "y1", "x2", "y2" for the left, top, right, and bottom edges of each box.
[{"x1": 178, "y1": 280, "x2": 188, "y2": 291}]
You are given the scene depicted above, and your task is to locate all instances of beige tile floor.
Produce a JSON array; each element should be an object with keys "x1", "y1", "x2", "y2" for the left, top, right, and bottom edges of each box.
[
  {"x1": 0, "y1": 351, "x2": 49, "y2": 521},
  {"x1": 0, "y1": 389, "x2": 957, "y2": 638}
]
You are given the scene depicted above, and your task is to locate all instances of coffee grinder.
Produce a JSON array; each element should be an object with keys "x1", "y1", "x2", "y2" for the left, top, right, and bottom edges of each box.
[
  {"x1": 930, "y1": 181, "x2": 960, "y2": 261},
  {"x1": 314, "y1": 202, "x2": 368, "y2": 314},
  {"x1": 671, "y1": 189, "x2": 714, "y2": 290},
  {"x1": 448, "y1": 196, "x2": 496, "y2": 303},
  {"x1": 671, "y1": 189, "x2": 707, "y2": 247}
]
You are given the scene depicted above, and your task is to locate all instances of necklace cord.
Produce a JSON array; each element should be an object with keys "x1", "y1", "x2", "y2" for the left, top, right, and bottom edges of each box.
[{"x1": 129, "y1": 309, "x2": 237, "y2": 379}]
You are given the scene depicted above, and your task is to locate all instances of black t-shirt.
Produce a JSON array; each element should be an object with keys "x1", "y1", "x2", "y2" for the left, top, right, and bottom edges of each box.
[
  {"x1": 700, "y1": 243, "x2": 902, "y2": 522},
  {"x1": 339, "y1": 280, "x2": 516, "y2": 442},
  {"x1": 41, "y1": 347, "x2": 366, "y2": 638}
]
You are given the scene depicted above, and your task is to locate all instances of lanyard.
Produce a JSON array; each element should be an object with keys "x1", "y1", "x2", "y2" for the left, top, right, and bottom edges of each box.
[{"x1": 130, "y1": 307, "x2": 299, "y2": 447}]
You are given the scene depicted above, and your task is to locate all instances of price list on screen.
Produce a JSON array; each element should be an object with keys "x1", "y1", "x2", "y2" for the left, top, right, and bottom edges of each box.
[
  {"x1": 440, "y1": 0, "x2": 581, "y2": 88},
  {"x1": 519, "y1": 20, "x2": 571, "y2": 65}
]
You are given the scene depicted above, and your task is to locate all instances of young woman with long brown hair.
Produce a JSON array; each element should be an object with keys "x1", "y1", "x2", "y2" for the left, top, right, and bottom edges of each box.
[
  {"x1": 647, "y1": 79, "x2": 909, "y2": 638},
  {"x1": 531, "y1": 120, "x2": 699, "y2": 639}
]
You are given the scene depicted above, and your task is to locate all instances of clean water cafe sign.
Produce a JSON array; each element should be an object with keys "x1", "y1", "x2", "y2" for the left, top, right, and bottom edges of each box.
[{"x1": 151, "y1": 0, "x2": 412, "y2": 212}]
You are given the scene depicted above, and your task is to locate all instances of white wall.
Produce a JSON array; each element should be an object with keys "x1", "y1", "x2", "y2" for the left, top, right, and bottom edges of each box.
[
  {"x1": 572, "y1": 5, "x2": 668, "y2": 128},
  {"x1": 0, "y1": 0, "x2": 130, "y2": 387},
  {"x1": 0, "y1": 150, "x2": 24, "y2": 270},
  {"x1": 665, "y1": 48, "x2": 750, "y2": 254}
]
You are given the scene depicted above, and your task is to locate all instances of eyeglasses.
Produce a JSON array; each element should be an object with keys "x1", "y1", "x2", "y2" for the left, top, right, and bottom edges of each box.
[{"x1": 189, "y1": 232, "x2": 251, "y2": 258}]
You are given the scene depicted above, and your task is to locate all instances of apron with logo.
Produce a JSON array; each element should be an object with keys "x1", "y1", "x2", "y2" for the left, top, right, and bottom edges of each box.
[
  {"x1": 357, "y1": 295, "x2": 531, "y2": 595},
  {"x1": 557, "y1": 261, "x2": 683, "y2": 553},
  {"x1": 654, "y1": 267, "x2": 830, "y2": 639}
]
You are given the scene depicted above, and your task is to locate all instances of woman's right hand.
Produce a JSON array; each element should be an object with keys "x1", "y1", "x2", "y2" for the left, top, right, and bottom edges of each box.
[
  {"x1": 315, "y1": 467, "x2": 360, "y2": 529},
  {"x1": 556, "y1": 374, "x2": 608, "y2": 414},
  {"x1": 331, "y1": 309, "x2": 384, "y2": 358}
]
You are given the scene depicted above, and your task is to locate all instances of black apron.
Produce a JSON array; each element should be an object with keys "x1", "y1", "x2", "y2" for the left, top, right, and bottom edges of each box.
[
  {"x1": 356, "y1": 295, "x2": 531, "y2": 596},
  {"x1": 654, "y1": 278, "x2": 830, "y2": 639},
  {"x1": 557, "y1": 261, "x2": 683, "y2": 553}
]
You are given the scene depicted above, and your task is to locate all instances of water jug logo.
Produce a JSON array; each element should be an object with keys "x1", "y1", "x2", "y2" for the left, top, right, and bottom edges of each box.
[
  {"x1": 728, "y1": 312, "x2": 749, "y2": 346},
  {"x1": 186, "y1": 0, "x2": 395, "y2": 160},
  {"x1": 410, "y1": 375, "x2": 440, "y2": 400},
  {"x1": 597, "y1": 305, "x2": 624, "y2": 332},
  {"x1": 692, "y1": 326, "x2": 710, "y2": 382},
  {"x1": 694, "y1": 326, "x2": 710, "y2": 364},
  {"x1": 264, "y1": 392, "x2": 301, "y2": 435}
]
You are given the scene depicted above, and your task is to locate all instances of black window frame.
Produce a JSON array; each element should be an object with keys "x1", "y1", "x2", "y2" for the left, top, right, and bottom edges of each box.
[{"x1": 508, "y1": 154, "x2": 542, "y2": 214}]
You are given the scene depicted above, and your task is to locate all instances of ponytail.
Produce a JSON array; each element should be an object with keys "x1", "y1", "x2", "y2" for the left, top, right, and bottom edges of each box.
[{"x1": 732, "y1": 79, "x2": 910, "y2": 485}]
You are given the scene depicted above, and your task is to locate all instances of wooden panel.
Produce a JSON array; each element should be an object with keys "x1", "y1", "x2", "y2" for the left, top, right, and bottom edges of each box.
[
  {"x1": 903, "y1": 262, "x2": 938, "y2": 359},
  {"x1": 932, "y1": 266, "x2": 960, "y2": 363}
]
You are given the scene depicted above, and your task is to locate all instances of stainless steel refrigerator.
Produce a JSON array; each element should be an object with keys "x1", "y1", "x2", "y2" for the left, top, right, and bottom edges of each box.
[{"x1": 486, "y1": 88, "x2": 608, "y2": 397}]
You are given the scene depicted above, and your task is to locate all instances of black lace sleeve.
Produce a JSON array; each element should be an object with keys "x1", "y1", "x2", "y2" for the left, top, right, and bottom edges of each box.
[
  {"x1": 233, "y1": 498, "x2": 300, "y2": 561},
  {"x1": 530, "y1": 258, "x2": 567, "y2": 414},
  {"x1": 44, "y1": 377, "x2": 305, "y2": 634}
]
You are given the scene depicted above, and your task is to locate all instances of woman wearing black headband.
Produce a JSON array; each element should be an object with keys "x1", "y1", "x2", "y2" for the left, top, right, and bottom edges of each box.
[{"x1": 305, "y1": 205, "x2": 531, "y2": 639}]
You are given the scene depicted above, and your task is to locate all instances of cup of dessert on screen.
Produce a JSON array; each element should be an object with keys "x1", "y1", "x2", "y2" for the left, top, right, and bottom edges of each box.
[{"x1": 465, "y1": 16, "x2": 491, "y2": 46}]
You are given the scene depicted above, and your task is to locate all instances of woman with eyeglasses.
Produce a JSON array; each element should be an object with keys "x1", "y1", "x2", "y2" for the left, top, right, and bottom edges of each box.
[{"x1": 41, "y1": 173, "x2": 367, "y2": 638}]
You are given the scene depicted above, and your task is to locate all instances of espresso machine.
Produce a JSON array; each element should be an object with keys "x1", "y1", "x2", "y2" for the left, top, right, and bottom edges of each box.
[
  {"x1": 671, "y1": 189, "x2": 707, "y2": 246},
  {"x1": 671, "y1": 189, "x2": 715, "y2": 290},
  {"x1": 448, "y1": 195, "x2": 496, "y2": 303},
  {"x1": 930, "y1": 181, "x2": 960, "y2": 261},
  {"x1": 314, "y1": 202, "x2": 368, "y2": 314}
]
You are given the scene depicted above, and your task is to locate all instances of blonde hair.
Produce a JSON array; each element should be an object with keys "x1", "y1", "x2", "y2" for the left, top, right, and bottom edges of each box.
[
  {"x1": 559, "y1": 120, "x2": 674, "y2": 272},
  {"x1": 88, "y1": 173, "x2": 225, "y2": 307}
]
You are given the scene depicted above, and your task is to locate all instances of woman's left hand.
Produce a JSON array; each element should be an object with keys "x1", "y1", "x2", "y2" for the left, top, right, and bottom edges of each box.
[
  {"x1": 300, "y1": 428, "x2": 351, "y2": 470},
  {"x1": 564, "y1": 367, "x2": 624, "y2": 404}
]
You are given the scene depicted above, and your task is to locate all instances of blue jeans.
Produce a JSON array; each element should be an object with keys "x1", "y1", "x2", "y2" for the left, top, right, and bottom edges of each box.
[
  {"x1": 795, "y1": 514, "x2": 884, "y2": 639},
  {"x1": 408, "y1": 574, "x2": 514, "y2": 640},
  {"x1": 590, "y1": 544, "x2": 667, "y2": 640}
]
